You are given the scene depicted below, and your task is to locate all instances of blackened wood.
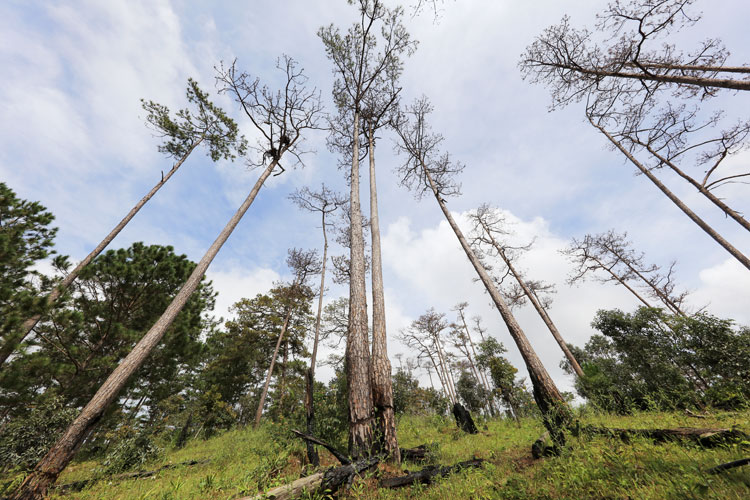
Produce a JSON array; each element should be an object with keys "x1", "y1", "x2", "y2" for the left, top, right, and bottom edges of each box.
[
  {"x1": 379, "y1": 459, "x2": 484, "y2": 488},
  {"x1": 578, "y1": 425, "x2": 748, "y2": 447},
  {"x1": 291, "y1": 429, "x2": 351, "y2": 465},
  {"x1": 452, "y1": 403, "x2": 478, "y2": 434},
  {"x1": 708, "y1": 457, "x2": 750, "y2": 474}
]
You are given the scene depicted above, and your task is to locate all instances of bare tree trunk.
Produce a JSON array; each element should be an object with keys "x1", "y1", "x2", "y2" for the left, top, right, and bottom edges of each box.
[
  {"x1": 477, "y1": 226, "x2": 584, "y2": 377},
  {"x1": 0, "y1": 139, "x2": 204, "y2": 368},
  {"x1": 255, "y1": 305, "x2": 293, "y2": 429},
  {"x1": 367, "y1": 125, "x2": 399, "y2": 463},
  {"x1": 567, "y1": 65, "x2": 750, "y2": 91},
  {"x1": 592, "y1": 119, "x2": 750, "y2": 271},
  {"x1": 434, "y1": 338, "x2": 457, "y2": 404},
  {"x1": 643, "y1": 144, "x2": 750, "y2": 233},
  {"x1": 10, "y1": 158, "x2": 276, "y2": 500},
  {"x1": 457, "y1": 311, "x2": 495, "y2": 414},
  {"x1": 346, "y1": 112, "x2": 374, "y2": 459},
  {"x1": 420, "y1": 161, "x2": 570, "y2": 447},
  {"x1": 305, "y1": 212, "x2": 329, "y2": 467},
  {"x1": 426, "y1": 350, "x2": 452, "y2": 404}
]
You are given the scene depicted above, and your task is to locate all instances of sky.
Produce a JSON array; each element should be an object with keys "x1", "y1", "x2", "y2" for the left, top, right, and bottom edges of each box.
[{"x1": 2, "y1": 0, "x2": 750, "y2": 396}]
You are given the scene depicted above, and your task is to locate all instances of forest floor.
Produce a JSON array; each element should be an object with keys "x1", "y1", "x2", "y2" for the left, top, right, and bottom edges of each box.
[{"x1": 14, "y1": 409, "x2": 750, "y2": 499}]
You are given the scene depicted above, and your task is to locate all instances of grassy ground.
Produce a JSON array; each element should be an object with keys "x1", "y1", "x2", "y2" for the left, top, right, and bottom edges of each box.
[{"x1": 7, "y1": 409, "x2": 750, "y2": 499}]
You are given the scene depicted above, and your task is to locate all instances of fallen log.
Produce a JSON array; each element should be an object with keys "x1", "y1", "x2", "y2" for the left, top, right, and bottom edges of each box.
[
  {"x1": 291, "y1": 429, "x2": 350, "y2": 465},
  {"x1": 238, "y1": 456, "x2": 381, "y2": 500},
  {"x1": 452, "y1": 403, "x2": 478, "y2": 434},
  {"x1": 531, "y1": 431, "x2": 552, "y2": 459},
  {"x1": 55, "y1": 459, "x2": 209, "y2": 493},
  {"x1": 379, "y1": 458, "x2": 484, "y2": 488},
  {"x1": 577, "y1": 425, "x2": 748, "y2": 447},
  {"x1": 400, "y1": 444, "x2": 433, "y2": 463},
  {"x1": 708, "y1": 457, "x2": 750, "y2": 474}
]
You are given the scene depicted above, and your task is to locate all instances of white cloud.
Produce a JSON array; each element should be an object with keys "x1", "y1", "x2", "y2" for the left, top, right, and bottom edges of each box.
[{"x1": 206, "y1": 266, "x2": 281, "y2": 323}]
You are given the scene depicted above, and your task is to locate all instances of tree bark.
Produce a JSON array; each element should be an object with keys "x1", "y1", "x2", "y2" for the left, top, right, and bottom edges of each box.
[
  {"x1": 367, "y1": 125, "x2": 400, "y2": 463},
  {"x1": 0, "y1": 139, "x2": 204, "y2": 369},
  {"x1": 9, "y1": 158, "x2": 277, "y2": 500},
  {"x1": 380, "y1": 459, "x2": 484, "y2": 488},
  {"x1": 478, "y1": 229, "x2": 584, "y2": 378},
  {"x1": 255, "y1": 305, "x2": 293, "y2": 429},
  {"x1": 593, "y1": 119, "x2": 750, "y2": 271},
  {"x1": 305, "y1": 210, "x2": 329, "y2": 467},
  {"x1": 419, "y1": 161, "x2": 570, "y2": 448},
  {"x1": 457, "y1": 311, "x2": 496, "y2": 415},
  {"x1": 346, "y1": 111, "x2": 374, "y2": 459}
]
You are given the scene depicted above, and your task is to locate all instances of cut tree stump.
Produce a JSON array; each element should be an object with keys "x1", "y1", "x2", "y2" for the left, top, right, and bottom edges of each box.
[
  {"x1": 238, "y1": 456, "x2": 380, "y2": 500},
  {"x1": 379, "y1": 458, "x2": 484, "y2": 488},
  {"x1": 452, "y1": 403, "x2": 478, "y2": 434},
  {"x1": 577, "y1": 425, "x2": 748, "y2": 447}
]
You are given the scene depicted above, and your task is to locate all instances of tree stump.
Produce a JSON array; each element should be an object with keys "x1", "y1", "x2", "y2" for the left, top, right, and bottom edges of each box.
[{"x1": 452, "y1": 403, "x2": 478, "y2": 434}]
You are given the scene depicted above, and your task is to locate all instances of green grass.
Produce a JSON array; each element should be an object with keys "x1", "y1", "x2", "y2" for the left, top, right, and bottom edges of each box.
[{"x1": 6, "y1": 409, "x2": 750, "y2": 499}]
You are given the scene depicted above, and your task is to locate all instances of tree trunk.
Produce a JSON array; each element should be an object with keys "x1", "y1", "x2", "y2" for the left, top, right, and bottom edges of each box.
[
  {"x1": 9, "y1": 158, "x2": 276, "y2": 500},
  {"x1": 0, "y1": 138, "x2": 204, "y2": 368},
  {"x1": 255, "y1": 305, "x2": 293, "y2": 429},
  {"x1": 643, "y1": 144, "x2": 750, "y2": 234},
  {"x1": 346, "y1": 111, "x2": 374, "y2": 458},
  {"x1": 561, "y1": 64, "x2": 750, "y2": 91},
  {"x1": 457, "y1": 310, "x2": 495, "y2": 415},
  {"x1": 420, "y1": 161, "x2": 570, "y2": 448},
  {"x1": 482, "y1": 234, "x2": 583, "y2": 378},
  {"x1": 367, "y1": 125, "x2": 400, "y2": 463},
  {"x1": 305, "y1": 211, "x2": 329, "y2": 467},
  {"x1": 593, "y1": 120, "x2": 750, "y2": 271}
]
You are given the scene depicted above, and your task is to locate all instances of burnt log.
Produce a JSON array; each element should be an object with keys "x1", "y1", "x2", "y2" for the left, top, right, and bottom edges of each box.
[
  {"x1": 577, "y1": 425, "x2": 748, "y2": 448},
  {"x1": 291, "y1": 429, "x2": 351, "y2": 465},
  {"x1": 452, "y1": 403, "x2": 478, "y2": 434},
  {"x1": 238, "y1": 456, "x2": 380, "y2": 500},
  {"x1": 399, "y1": 444, "x2": 433, "y2": 463},
  {"x1": 708, "y1": 457, "x2": 750, "y2": 474},
  {"x1": 379, "y1": 459, "x2": 484, "y2": 488}
]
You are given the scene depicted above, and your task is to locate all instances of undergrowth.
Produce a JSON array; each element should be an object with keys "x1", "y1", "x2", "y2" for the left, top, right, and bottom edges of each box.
[{"x1": 2, "y1": 409, "x2": 747, "y2": 499}]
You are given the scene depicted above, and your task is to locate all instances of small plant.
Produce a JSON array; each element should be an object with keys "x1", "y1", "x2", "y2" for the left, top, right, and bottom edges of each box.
[{"x1": 100, "y1": 431, "x2": 163, "y2": 475}]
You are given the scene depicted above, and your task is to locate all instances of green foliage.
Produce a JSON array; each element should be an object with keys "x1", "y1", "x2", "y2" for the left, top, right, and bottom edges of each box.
[
  {"x1": 456, "y1": 371, "x2": 488, "y2": 413},
  {"x1": 392, "y1": 368, "x2": 449, "y2": 416},
  {"x1": 100, "y1": 429, "x2": 163, "y2": 475},
  {"x1": 142, "y1": 78, "x2": 247, "y2": 162},
  {"x1": 565, "y1": 307, "x2": 750, "y2": 412},
  {"x1": 0, "y1": 395, "x2": 76, "y2": 471},
  {"x1": 0, "y1": 182, "x2": 57, "y2": 351}
]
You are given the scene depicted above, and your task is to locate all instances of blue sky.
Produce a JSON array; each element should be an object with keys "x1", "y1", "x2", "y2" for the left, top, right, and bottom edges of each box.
[{"x1": 2, "y1": 0, "x2": 750, "y2": 393}]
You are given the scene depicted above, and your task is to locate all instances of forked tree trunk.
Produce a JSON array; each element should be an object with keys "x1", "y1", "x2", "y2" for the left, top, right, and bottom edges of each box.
[
  {"x1": 255, "y1": 305, "x2": 293, "y2": 429},
  {"x1": 10, "y1": 158, "x2": 277, "y2": 500},
  {"x1": 346, "y1": 111, "x2": 374, "y2": 458},
  {"x1": 419, "y1": 161, "x2": 570, "y2": 447},
  {"x1": 0, "y1": 139, "x2": 204, "y2": 368},
  {"x1": 593, "y1": 120, "x2": 750, "y2": 271},
  {"x1": 304, "y1": 211, "x2": 329, "y2": 467},
  {"x1": 477, "y1": 226, "x2": 584, "y2": 378},
  {"x1": 367, "y1": 125, "x2": 400, "y2": 463}
]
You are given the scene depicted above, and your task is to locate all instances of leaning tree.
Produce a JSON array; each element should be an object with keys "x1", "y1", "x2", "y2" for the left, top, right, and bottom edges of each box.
[
  {"x1": 394, "y1": 97, "x2": 571, "y2": 449},
  {"x1": 11, "y1": 56, "x2": 323, "y2": 500},
  {"x1": 319, "y1": 0, "x2": 416, "y2": 460},
  {"x1": 0, "y1": 80, "x2": 246, "y2": 369},
  {"x1": 520, "y1": 0, "x2": 750, "y2": 270}
]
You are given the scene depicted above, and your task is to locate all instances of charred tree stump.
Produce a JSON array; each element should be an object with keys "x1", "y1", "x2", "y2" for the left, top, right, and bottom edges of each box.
[
  {"x1": 379, "y1": 458, "x2": 484, "y2": 488},
  {"x1": 452, "y1": 403, "x2": 478, "y2": 434}
]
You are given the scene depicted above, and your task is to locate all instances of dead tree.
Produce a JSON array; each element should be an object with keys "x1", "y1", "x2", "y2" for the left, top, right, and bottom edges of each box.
[
  {"x1": 468, "y1": 204, "x2": 584, "y2": 377},
  {"x1": 254, "y1": 248, "x2": 321, "y2": 429},
  {"x1": 289, "y1": 185, "x2": 346, "y2": 466},
  {"x1": 10, "y1": 56, "x2": 322, "y2": 500},
  {"x1": 319, "y1": 0, "x2": 416, "y2": 460},
  {"x1": 521, "y1": 0, "x2": 750, "y2": 271},
  {"x1": 0, "y1": 80, "x2": 246, "y2": 369},
  {"x1": 563, "y1": 229, "x2": 690, "y2": 314},
  {"x1": 394, "y1": 97, "x2": 571, "y2": 450}
]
